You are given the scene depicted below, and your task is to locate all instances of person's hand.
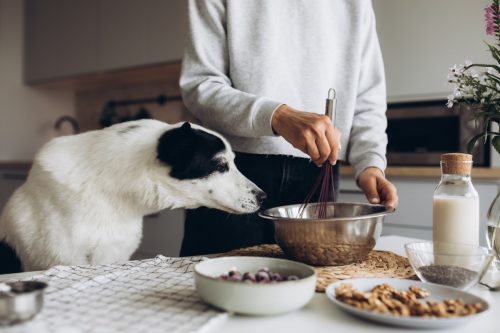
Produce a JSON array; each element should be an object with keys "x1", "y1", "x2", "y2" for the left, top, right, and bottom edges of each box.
[
  {"x1": 271, "y1": 104, "x2": 341, "y2": 166},
  {"x1": 357, "y1": 167, "x2": 398, "y2": 209}
]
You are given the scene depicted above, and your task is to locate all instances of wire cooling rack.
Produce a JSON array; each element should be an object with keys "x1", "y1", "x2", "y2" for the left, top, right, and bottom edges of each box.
[{"x1": 4, "y1": 256, "x2": 226, "y2": 333}]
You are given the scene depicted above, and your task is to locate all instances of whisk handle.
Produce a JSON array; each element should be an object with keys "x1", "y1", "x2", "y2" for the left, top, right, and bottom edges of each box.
[{"x1": 325, "y1": 88, "x2": 337, "y2": 127}]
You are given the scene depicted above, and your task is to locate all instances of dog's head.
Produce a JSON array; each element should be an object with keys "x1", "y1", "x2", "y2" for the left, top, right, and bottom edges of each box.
[{"x1": 155, "y1": 122, "x2": 266, "y2": 213}]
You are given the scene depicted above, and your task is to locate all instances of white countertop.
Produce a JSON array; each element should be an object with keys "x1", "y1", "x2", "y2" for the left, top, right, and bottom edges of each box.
[
  {"x1": 214, "y1": 236, "x2": 500, "y2": 333},
  {"x1": 1, "y1": 236, "x2": 499, "y2": 332}
]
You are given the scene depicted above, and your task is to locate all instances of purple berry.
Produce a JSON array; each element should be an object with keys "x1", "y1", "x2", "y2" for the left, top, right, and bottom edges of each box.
[
  {"x1": 256, "y1": 271, "x2": 270, "y2": 282},
  {"x1": 226, "y1": 270, "x2": 242, "y2": 281},
  {"x1": 220, "y1": 268, "x2": 299, "y2": 284},
  {"x1": 228, "y1": 274, "x2": 242, "y2": 282},
  {"x1": 270, "y1": 272, "x2": 283, "y2": 282},
  {"x1": 242, "y1": 272, "x2": 256, "y2": 282},
  {"x1": 257, "y1": 267, "x2": 270, "y2": 274}
]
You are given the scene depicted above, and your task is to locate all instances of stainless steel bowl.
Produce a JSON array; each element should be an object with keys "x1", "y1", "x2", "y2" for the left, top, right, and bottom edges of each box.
[
  {"x1": 0, "y1": 281, "x2": 48, "y2": 326},
  {"x1": 259, "y1": 202, "x2": 394, "y2": 266}
]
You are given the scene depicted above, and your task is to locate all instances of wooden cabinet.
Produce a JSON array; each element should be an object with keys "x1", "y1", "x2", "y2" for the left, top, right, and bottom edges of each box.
[
  {"x1": 25, "y1": 0, "x2": 187, "y2": 83},
  {"x1": 339, "y1": 175, "x2": 500, "y2": 245}
]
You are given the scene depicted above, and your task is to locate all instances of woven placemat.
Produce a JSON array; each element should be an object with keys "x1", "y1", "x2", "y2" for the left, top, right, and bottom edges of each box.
[{"x1": 220, "y1": 244, "x2": 417, "y2": 292}]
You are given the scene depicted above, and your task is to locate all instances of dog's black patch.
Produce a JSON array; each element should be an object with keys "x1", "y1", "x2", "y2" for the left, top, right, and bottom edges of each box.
[
  {"x1": 157, "y1": 122, "x2": 227, "y2": 180},
  {"x1": 0, "y1": 241, "x2": 22, "y2": 274},
  {"x1": 118, "y1": 124, "x2": 140, "y2": 134}
]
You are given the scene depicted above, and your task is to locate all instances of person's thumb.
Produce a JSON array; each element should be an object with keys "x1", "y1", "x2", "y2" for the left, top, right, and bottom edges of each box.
[{"x1": 360, "y1": 177, "x2": 380, "y2": 204}]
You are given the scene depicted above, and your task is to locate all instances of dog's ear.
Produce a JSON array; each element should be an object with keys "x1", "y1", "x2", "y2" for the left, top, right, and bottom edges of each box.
[
  {"x1": 157, "y1": 123, "x2": 195, "y2": 168},
  {"x1": 180, "y1": 121, "x2": 192, "y2": 131},
  {"x1": 156, "y1": 122, "x2": 226, "y2": 180}
]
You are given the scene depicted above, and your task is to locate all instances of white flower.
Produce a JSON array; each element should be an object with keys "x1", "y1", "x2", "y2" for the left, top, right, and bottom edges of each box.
[
  {"x1": 469, "y1": 69, "x2": 479, "y2": 78},
  {"x1": 447, "y1": 73, "x2": 456, "y2": 81},
  {"x1": 446, "y1": 99, "x2": 454, "y2": 108},
  {"x1": 464, "y1": 60, "x2": 472, "y2": 67},
  {"x1": 447, "y1": 94, "x2": 455, "y2": 100},
  {"x1": 487, "y1": 67, "x2": 497, "y2": 75},
  {"x1": 450, "y1": 64, "x2": 465, "y2": 74}
]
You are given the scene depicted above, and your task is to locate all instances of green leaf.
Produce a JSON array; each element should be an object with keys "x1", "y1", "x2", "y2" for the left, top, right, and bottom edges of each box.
[
  {"x1": 486, "y1": 42, "x2": 500, "y2": 63},
  {"x1": 484, "y1": 72, "x2": 500, "y2": 86},
  {"x1": 466, "y1": 132, "x2": 486, "y2": 153},
  {"x1": 493, "y1": 135, "x2": 500, "y2": 155}
]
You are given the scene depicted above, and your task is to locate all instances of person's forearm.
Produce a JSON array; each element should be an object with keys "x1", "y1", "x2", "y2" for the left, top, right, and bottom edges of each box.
[
  {"x1": 181, "y1": 73, "x2": 281, "y2": 138},
  {"x1": 349, "y1": 114, "x2": 387, "y2": 180}
]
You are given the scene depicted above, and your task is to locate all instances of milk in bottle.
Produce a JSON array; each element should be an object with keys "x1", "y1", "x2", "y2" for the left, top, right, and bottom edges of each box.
[{"x1": 432, "y1": 153, "x2": 479, "y2": 265}]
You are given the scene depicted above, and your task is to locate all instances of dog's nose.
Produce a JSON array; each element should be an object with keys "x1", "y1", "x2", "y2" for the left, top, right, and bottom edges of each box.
[{"x1": 253, "y1": 190, "x2": 267, "y2": 204}]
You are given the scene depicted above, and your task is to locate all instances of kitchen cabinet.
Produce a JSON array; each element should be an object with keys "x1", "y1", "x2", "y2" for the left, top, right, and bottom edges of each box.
[
  {"x1": 132, "y1": 208, "x2": 185, "y2": 258},
  {"x1": 25, "y1": 0, "x2": 187, "y2": 83},
  {"x1": 98, "y1": 0, "x2": 186, "y2": 71},
  {"x1": 24, "y1": 0, "x2": 99, "y2": 82},
  {"x1": 339, "y1": 175, "x2": 500, "y2": 245},
  {"x1": 0, "y1": 167, "x2": 28, "y2": 212}
]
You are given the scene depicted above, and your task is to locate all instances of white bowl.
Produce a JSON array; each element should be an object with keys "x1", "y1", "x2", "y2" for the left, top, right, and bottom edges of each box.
[{"x1": 194, "y1": 256, "x2": 316, "y2": 315}]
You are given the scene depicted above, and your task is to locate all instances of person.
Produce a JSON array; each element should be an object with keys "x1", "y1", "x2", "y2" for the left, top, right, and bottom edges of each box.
[{"x1": 179, "y1": 0, "x2": 398, "y2": 256}]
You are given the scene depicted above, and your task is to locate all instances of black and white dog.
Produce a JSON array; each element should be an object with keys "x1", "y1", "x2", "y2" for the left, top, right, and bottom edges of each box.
[{"x1": 0, "y1": 120, "x2": 265, "y2": 272}]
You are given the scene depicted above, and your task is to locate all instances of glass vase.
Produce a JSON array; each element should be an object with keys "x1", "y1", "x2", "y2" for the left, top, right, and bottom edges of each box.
[{"x1": 486, "y1": 191, "x2": 500, "y2": 270}]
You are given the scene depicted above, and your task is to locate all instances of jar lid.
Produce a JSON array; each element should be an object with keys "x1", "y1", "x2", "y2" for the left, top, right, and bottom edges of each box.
[{"x1": 440, "y1": 153, "x2": 473, "y2": 175}]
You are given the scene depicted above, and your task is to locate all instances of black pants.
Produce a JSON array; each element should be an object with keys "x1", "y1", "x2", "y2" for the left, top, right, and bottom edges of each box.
[
  {"x1": 180, "y1": 152, "x2": 339, "y2": 256},
  {"x1": 0, "y1": 241, "x2": 22, "y2": 274}
]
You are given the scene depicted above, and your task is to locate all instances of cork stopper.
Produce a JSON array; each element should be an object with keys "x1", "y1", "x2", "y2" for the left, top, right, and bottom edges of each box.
[{"x1": 440, "y1": 153, "x2": 473, "y2": 175}]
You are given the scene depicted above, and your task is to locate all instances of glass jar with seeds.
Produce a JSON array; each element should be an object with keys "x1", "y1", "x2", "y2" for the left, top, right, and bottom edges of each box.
[{"x1": 405, "y1": 241, "x2": 494, "y2": 290}]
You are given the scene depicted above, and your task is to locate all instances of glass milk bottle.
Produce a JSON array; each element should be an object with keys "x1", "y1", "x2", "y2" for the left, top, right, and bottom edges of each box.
[{"x1": 433, "y1": 153, "x2": 479, "y2": 248}]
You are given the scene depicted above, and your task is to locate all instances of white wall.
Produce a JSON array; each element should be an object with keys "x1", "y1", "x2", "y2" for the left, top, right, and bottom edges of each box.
[
  {"x1": 374, "y1": 0, "x2": 492, "y2": 102},
  {"x1": 0, "y1": 0, "x2": 74, "y2": 161}
]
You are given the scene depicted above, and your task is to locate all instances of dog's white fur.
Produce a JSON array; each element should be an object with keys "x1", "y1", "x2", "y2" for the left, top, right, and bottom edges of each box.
[{"x1": 0, "y1": 120, "x2": 263, "y2": 271}]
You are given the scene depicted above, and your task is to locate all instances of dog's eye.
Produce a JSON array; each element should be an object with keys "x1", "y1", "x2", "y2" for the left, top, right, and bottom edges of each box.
[{"x1": 216, "y1": 163, "x2": 229, "y2": 173}]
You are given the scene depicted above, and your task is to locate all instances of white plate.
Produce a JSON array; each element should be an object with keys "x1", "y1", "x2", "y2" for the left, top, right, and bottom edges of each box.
[{"x1": 325, "y1": 278, "x2": 490, "y2": 329}]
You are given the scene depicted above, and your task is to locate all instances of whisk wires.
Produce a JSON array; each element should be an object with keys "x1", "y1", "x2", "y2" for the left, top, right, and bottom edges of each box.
[{"x1": 297, "y1": 163, "x2": 336, "y2": 218}]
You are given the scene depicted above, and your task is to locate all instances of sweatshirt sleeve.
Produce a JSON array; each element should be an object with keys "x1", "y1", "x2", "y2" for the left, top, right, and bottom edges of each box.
[
  {"x1": 179, "y1": 0, "x2": 281, "y2": 138},
  {"x1": 348, "y1": 2, "x2": 388, "y2": 180}
]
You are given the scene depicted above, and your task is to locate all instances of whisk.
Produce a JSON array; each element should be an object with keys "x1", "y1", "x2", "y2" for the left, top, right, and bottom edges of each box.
[{"x1": 297, "y1": 88, "x2": 337, "y2": 218}]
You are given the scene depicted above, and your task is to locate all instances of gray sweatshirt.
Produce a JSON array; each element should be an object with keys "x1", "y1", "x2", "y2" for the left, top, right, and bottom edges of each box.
[{"x1": 180, "y1": 0, "x2": 388, "y2": 178}]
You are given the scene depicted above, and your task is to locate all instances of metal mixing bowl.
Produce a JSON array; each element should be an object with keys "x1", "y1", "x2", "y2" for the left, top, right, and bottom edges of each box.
[{"x1": 259, "y1": 202, "x2": 395, "y2": 266}]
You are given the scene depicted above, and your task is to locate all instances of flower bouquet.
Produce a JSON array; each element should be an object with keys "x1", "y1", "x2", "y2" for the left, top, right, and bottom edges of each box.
[{"x1": 446, "y1": 0, "x2": 500, "y2": 155}]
